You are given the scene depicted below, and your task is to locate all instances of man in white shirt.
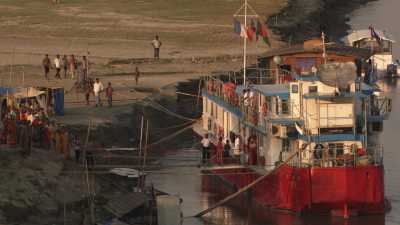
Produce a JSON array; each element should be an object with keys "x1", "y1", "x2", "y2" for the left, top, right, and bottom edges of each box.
[
  {"x1": 201, "y1": 134, "x2": 211, "y2": 165},
  {"x1": 54, "y1": 54, "x2": 61, "y2": 79},
  {"x1": 151, "y1": 35, "x2": 162, "y2": 60},
  {"x1": 93, "y1": 78, "x2": 104, "y2": 107},
  {"x1": 233, "y1": 135, "x2": 241, "y2": 158}
]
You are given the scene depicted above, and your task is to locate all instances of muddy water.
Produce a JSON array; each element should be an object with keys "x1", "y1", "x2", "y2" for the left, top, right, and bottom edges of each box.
[{"x1": 349, "y1": 0, "x2": 400, "y2": 224}]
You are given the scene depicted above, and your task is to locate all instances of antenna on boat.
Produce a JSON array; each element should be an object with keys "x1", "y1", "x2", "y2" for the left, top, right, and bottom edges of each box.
[
  {"x1": 233, "y1": 0, "x2": 258, "y2": 87},
  {"x1": 322, "y1": 31, "x2": 327, "y2": 64}
]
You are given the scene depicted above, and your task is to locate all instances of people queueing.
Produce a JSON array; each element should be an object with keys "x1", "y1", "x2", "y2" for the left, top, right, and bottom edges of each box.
[
  {"x1": 54, "y1": 54, "x2": 61, "y2": 79},
  {"x1": 69, "y1": 54, "x2": 76, "y2": 79},
  {"x1": 151, "y1": 35, "x2": 162, "y2": 60},
  {"x1": 106, "y1": 82, "x2": 113, "y2": 107},
  {"x1": 93, "y1": 78, "x2": 104, "y2": 107},
  {"x1": 72, "y1": 134, "x2": 81, "y2": 163},
  {"x1": 62, "y1": 55, "x2": 68, "y2": 79},
  {"x1": 201, "y1": 134, "x2": 210, "y2": 165},
  {"x1": 42, "y1": 54, "x2": 51, "y2": 80},
  {"x1": 19, "y1": 121, "x2": 32, "y2": 157},
  {"x1": 135, "y1": 66, "x2": 140, "y2": 85},
  {"x1": 216, "y1": 137, "x2": 224, "y2": 165}
]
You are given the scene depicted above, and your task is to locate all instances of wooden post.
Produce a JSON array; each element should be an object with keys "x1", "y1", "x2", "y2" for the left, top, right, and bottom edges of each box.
[
  {"x1": 141, "y1": 119, "x2": 149, "y2": 188},
  {"x1": 137, "y1": 116, "x2": 144, "y2": 190}
]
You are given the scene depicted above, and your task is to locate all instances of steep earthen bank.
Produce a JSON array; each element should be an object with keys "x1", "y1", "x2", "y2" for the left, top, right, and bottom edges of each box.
[{"x1": 268, "y1": 0, "x2": 378, "y2": 43}]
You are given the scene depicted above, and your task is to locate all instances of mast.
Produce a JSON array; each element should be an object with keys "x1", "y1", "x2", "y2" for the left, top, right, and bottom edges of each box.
[
  {"x1": 234, "y1": 0, "x2": 258, "y2": 87},
  {"x1": 243, "y1": 0, "x2": 247, "y2": 87}
]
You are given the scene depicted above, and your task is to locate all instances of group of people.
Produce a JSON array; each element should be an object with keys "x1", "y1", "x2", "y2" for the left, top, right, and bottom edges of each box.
[
  {"x1": 201, "y1": 133, "x2": 258, "y2": 166},
  {"x1": 42, "y1": 54, "x2": 89, "y2": 81},
  {"x1": 0, "y1": 102, "x2": 86, "y2": 163}
]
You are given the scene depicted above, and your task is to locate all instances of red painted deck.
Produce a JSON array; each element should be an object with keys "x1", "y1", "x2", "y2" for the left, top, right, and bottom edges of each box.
[{"x1": 202, "y1": 165, "x2": 385, "y2": 216}]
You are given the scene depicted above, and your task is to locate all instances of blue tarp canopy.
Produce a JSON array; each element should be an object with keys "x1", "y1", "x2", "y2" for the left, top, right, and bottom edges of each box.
[
  {"x1": 236, "y1": 84, "x2": 290, "y2": 99},
  {"x1": 0, "y1": 87, "x2": 16, "y2": 95}
]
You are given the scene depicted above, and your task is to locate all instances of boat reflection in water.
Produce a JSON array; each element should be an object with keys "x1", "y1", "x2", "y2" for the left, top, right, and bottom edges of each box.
[{"x1": 199, "y1": 190, "x2": 385, "y2": 225}]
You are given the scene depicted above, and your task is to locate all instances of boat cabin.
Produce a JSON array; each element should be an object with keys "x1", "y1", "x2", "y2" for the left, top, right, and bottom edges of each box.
[
  {"x1": 257, "y1": 38, "x2": 373, "y2": 83},
  {"x1": 343, "y1": 29, "x2": 396, "y2": 77}
]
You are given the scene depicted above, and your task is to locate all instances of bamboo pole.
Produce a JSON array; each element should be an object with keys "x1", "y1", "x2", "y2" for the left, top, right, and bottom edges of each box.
[{"x1": 194, "y1": 147, "x2": 305, "y2": 217}]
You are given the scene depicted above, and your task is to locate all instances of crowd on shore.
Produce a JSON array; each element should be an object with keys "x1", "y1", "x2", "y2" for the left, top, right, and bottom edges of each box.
[{"x1": 0, "y1": 101, "x2": 84, "y2": 163}]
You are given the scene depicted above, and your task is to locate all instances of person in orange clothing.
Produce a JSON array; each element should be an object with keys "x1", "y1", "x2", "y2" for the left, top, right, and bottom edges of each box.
[
  {"x1": 216, "y1": 137, "x2": 224, "y2": 165},
  {"x1": 62, "y1": 128, "x2": 70, "y2": 160},
  {"x1": 6, "y1": 118, "x2": 17, "y2": 147}
]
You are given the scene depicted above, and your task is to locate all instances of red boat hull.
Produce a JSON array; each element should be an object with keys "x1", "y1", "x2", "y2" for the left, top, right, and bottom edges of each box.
[{"x1": 202, "y1": 165, "x2": 385, "y2": 216}]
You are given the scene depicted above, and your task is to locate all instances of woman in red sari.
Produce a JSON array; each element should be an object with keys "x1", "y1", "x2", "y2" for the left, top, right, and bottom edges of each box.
[{"x1": 248, "y1": 136, "x2": 258, "y2": 165}]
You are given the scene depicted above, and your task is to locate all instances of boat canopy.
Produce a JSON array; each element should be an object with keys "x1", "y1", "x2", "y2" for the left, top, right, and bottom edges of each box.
[
  {"x1": 343, "y1": 29, "x2": 395, "y2": 45},
  {"x1": 236, "y1": 84, "x2": 290, "y2": 99}
]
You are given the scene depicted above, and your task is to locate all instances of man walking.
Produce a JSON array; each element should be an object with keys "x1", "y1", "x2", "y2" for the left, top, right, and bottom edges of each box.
[
  {"x1": 151, "y1": 35, "x2": 162, "y2": 60},
  {"x1": 54, "y1": 54, "x2": 61, "y2": 79},
  {"x1": 69, "y1": 54, "x2": 76, "y2": 79},
  {"x1": 82, "y1": 56, "x2": 89, "y2": 81},
  {"x1": 93, "y1": 78, "x2": 104, "y2": 107},
  {"x1": 135, "y1": 66, "x2": 140, "y2": 85},
  {"x1": 62, "y1": 55, "x2": 68, "y2": 79},
  {"x1": 106, "y1": 82, "x2": 113, "y2": 107},
  {"x1": 42, "y1": 54, "x2": 51, "y2": 80}
]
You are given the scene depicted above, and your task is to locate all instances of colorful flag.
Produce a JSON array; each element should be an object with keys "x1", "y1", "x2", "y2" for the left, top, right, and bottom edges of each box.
[
  {"x1": 246, "y1": 26, "x2": 255, "y2": 41},
  {"x1": 369, "y1": 26, "x2": 381, "y2": 45},
  {"x1": 234, "y1": 19, "x2": 241, "y2": 35},
  {"x1": 261, "y1": 23, "x2": 271, "y2": 46},
  {"x1": 240, "y1": 24, "x2": 248, "y2": 39}
]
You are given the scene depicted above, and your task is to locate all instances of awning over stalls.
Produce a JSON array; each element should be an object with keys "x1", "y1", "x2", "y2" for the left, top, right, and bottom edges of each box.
[{"x1": 236, "y1": 84, "x2": 290, "y2": 99}]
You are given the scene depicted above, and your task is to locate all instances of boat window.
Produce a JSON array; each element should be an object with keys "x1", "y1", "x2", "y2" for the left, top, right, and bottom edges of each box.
[
  {"x1": 282, "y1": 138, "x2": 290, "y2": 152},
  {"x1": 328, "y1": 143, "x2": 344, "y2": 156},
  {"x1": 281, "y1": 99, "x2": 289, "y2": 114},
  {"x1": 291, "y1": 84, "x2": 298, "y2": 93},
  {"x1": 309, "y1": 86, "x2": 318, "y2": 93}
]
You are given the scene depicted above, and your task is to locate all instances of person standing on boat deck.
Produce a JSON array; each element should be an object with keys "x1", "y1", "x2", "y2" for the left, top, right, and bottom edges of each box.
[
  {"x1": 201, "y1": 134, "x2": 211, "y2": 165},
  {"x1": 54, "y1": 54, "x2": 61, "y2": 79},
  {"x1": 135, "y1": 66, "x2": 140, "y2": 85},
  {"x1": 233, "y1": 135, "x2": 241, "y2": 161},
  {"x1": 151, "y1": 35, "x2": 162, "y2": 60},
  {"x1": 106, "y1": 82, "x2": 113, "y2": 107},
  {"x1": 93, "y1": 78, "x2": 104, "y2": 107},
  {"x1": 248, "y1": 136, "x2": 258, "y2": 165},
  {"x1": 42, "y1": 54, "x2": 51, "y2": 80},
  {"x1": 216, "y1": 137, "x2": 224, "y2": 165},
  {"x1": 224, "y1": 139, "x2": 231, "y2": 158},
  {"x1": 62, "y1": 55, "x2": 68, "y2": 79}
]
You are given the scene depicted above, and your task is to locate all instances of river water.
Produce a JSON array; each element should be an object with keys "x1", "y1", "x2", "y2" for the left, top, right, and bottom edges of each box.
[{"x1": 148, "y1": 1, "x2": 400, "y2": 224}]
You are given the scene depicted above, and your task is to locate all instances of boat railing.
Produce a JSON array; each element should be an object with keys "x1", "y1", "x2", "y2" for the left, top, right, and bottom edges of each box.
[
  {"x1": 301, "y1": 144, "x2": 384, "y2": 168},
  {"x1": 370, "y1": 96, "x2": 392, "y2": 119}
]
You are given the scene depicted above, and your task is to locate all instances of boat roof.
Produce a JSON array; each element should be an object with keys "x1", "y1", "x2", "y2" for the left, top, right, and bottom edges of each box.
[
  {"x1": 260, "y1": 43, "x2": 373, "y2": 59},
  {"x1": 236, "y1": 84, "x2": 290, "y2": 99},
  {"x1": 343, "y1": 29, "x2": 395, "y2": 44}
]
